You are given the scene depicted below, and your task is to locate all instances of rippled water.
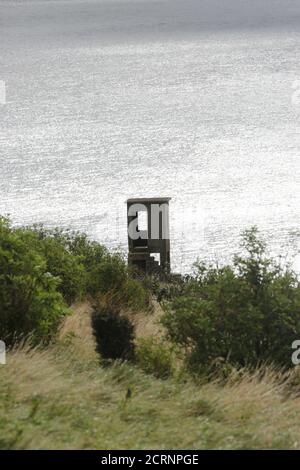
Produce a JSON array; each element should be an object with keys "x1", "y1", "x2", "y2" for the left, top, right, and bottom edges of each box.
[{"x1": 1, "y1": 0, "x2": 300, "y2": 272}]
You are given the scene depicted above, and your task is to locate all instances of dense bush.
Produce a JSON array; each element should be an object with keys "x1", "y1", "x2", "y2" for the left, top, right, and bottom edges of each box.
[
  {"x1": 88, "y1": 254, "x2": 148, "y2": 310},
  {"x1": 45, "y1": 229, "x2": 108, "y2": 298},
  {"x1": 161, "y1": 228, "x2": 300, "y2": 370},
  {"x1": 18, "y1": 228, "x2": 87, "y2": 305},
  {"x1": 29, "y1": 226, "x2": 148, "y2": 310},
  {"x1": 92, "y1": 300, "x2": 135, "y2": 362},
  {"x1": 0, "y1": 217, "x2": 68, "y2": 345},
  {"x1": 135, "y1": 337, "x2": 174, "y2": 379},
  {"x1": 0, "y1": 217, "x2": 148, "y2": 345}
]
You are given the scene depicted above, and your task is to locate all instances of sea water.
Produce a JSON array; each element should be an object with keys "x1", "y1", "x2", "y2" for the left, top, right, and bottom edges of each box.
[{"x1": 1, "y1": 0, "x2": 300, "y2": 272}]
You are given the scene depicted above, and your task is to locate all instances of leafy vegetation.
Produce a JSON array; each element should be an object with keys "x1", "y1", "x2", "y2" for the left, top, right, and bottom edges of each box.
[
  {"x1": 135, "y1": 337, "x2": 175, "y2": 379},
  {"x1": 0, "y1": 217, "x2": 147, "y2": 346},
  {"x1": 161, "y1": 227, "x2": 300, "y2": 371},
  {"x1": 92, "y1": 299, "x2": 135, "y2": 362},
  {"x1": 0, "y1": 217, "x2": 68, "y2": 346},
  {"x1": 2, "y1": 218, "x2": 300, "y2": 449}
]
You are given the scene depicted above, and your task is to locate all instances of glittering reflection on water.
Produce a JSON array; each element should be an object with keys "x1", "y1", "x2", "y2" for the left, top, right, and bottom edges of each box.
[{"x1": 1, "y1": 1, "x2": 300, "y2": 272}]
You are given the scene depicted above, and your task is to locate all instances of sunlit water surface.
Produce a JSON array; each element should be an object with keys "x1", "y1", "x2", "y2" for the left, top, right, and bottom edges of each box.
[{"x1": 1, "y1": 0, "x2": 300, "y2": 272}]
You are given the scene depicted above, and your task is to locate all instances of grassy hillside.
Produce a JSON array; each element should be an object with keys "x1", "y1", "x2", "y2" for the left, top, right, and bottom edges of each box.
[
  {"x1": 2, "y1": 308, "x2": 300, "y2": 450},
  {"x1": 2, "y1": 219, "x2": 300, "y2": 449}
]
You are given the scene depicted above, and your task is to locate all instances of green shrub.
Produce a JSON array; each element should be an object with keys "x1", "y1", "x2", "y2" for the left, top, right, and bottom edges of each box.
[
  {"x1": 90, "y1": 255, "x2": 149, "y2": 310},
  {"x1": 135, "y1": 337, "x2": 174, "y2": 379},
  {"x1": 19, "y1": 229, "x2": 87, "y2": 305},
  {"x1": 92, "y1": 301, "x2": 135, "y2": 362},
  {"x1": 40, "y1": 237, "x2": 86, "y2": 305},
  {"x1": 162, "y1": 227, "x2": 300, "y2": 370},
  {"x1": 27, "y1": 226, "x2": 148, "y2": 309},
  {"x1": 51, "y1": 230, "x2": 108, "y2": 297},
  {"x1": 0, "y1": 217, "x2": 68, "y2": 346},
  {"x1": 0, "y1": 217, "x2": 148, "y2": 346}
]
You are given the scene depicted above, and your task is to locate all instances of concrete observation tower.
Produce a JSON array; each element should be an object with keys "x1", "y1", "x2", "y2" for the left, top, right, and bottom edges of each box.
[{"x1": 127, "y1": 197, "x2": 171, "y2": 274}]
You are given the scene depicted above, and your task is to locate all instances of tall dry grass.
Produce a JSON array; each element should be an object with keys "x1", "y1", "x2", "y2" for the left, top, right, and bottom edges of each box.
[{"x1": 2, "y1": 336, "x2": 300, "y2": 449}]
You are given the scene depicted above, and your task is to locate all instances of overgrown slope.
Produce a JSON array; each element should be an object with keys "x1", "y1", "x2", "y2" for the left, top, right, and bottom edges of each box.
[
  {"x1": 2, "y1": 220, "x2": 300, "y2": 449},
  {"x1": 2, "y1": 339, "x2": 300, "y2": 450}
]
